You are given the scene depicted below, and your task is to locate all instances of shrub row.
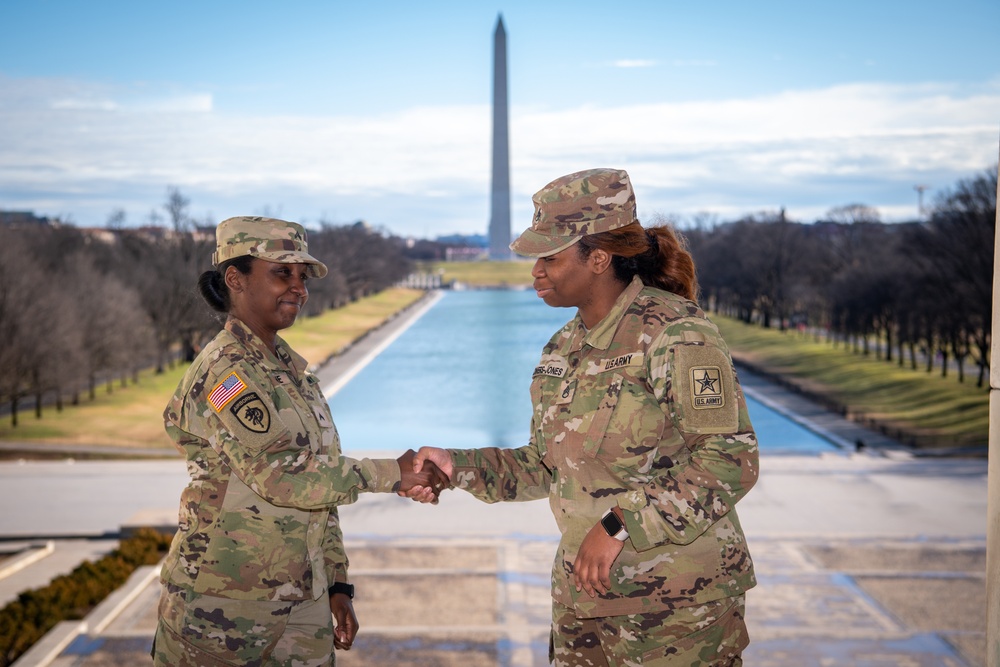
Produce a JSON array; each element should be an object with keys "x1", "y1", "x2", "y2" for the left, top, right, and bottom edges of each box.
[{"x1": 0, "y1": 528, "x2": 172, "y2": 667}]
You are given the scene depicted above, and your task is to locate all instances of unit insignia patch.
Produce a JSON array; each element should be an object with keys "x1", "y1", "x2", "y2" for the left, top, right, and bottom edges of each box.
[{"x1": 230, "y1": 392, "x2": 270, "y2": 433}]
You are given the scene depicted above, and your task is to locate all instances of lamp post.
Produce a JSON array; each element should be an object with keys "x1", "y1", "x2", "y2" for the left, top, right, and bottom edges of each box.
[
  {"x1": 987, "y1": 154, "x2": 1000, "y2": 666},
  {"x1": 913, "y1": 184, "x2": 930, "y2": 219}
]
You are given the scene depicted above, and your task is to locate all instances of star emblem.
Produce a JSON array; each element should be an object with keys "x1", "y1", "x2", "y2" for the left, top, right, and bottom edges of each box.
[{"x1": 695, "y1": 369, "x2": 719, "y2": 394}]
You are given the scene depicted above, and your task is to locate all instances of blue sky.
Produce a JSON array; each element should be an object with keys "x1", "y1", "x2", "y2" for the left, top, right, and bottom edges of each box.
[{"x1": 1, "y1": 0, "x2": 998, "y2": 237}]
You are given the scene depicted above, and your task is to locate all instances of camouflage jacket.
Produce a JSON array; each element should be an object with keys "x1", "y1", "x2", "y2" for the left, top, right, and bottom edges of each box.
[
  {"x1": 449, "y1": 277, "x2": 759, "y2": 617},
  {"x1": 161, "y1": 316, "x2": 400, "y2": 602}
]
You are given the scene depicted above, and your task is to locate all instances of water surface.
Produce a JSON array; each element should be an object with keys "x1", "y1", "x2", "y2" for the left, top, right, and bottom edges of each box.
[{"x1": 329, "y1": 290, "x2": 835, "y2": 454}]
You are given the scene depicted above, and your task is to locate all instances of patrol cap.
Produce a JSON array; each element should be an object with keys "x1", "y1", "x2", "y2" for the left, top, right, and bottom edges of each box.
[
  {"x1": 510, "y1": 168, "x2": 637, "y2": 258},
  {"x1": 212, "y1": 216, "x2": 328, "y2": 278}
]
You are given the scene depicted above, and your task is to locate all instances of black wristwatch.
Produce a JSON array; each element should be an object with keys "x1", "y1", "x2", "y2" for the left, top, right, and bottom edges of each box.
[
  {"x1": 328, "y1": 582, "x2": 355, "y2": 599},
  {"x1": 601, "y1": 508, "x2": 629, "y2": 542}
]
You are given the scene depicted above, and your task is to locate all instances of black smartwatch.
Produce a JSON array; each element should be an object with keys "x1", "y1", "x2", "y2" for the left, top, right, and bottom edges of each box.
[
  {"x1": 328, "y1": 582, "x2": 355, "y2": 599},
  {"x1": 601, "y1": 508, "x2": 629, "y2": 541}
]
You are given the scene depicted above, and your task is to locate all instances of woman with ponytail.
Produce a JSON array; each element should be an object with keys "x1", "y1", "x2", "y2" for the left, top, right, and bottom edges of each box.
[{"x1": 413, "y1": 169, "x2": 759, "y2": 666}]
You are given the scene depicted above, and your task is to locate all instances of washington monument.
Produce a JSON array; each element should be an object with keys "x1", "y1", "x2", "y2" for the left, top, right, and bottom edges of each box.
[{"x1": 489, "y1": 14, "x2": 512, "y2": 259}]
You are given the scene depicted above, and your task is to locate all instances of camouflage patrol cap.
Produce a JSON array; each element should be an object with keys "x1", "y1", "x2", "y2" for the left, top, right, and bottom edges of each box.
[
  {"x1": 510, "y1": 168, "x2": 637, "y2": 258},
  {"x1": 212, "y1": 216, "x2": 328, "y2": 278}
]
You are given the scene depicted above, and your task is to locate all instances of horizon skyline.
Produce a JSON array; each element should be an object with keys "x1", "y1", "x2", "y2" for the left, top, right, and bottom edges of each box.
[{"x1": 1, "y1": 1, "x2": 998, "y2": 238}]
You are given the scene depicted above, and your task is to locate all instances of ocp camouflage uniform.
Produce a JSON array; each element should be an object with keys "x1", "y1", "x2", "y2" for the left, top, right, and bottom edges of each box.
[
  {"x1": 153, "y1": 316, "x2": 400, "y2": 666},
  {"x1": 448, "y1": 276, "x2": 758, "y2": 665}
]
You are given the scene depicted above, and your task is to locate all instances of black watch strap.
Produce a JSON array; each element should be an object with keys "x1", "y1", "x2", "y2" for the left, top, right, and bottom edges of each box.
[{"x1": 328, "y1": 582, "x2": 355, "y2": 599}]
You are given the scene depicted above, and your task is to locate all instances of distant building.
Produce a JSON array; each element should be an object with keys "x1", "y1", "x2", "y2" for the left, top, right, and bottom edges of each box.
[
  {"x1": 446, "y1": 246, "x2": 489, "y2": 262},
  {"x1": 0, "y1": 210, "x2": 60, "y2": 227},
  {"x1": 0, "y1": 210, "x2": 212, "y2": 244},
  {"x1": 437, "y1": 232, "x2": 488, "y2": 247}
]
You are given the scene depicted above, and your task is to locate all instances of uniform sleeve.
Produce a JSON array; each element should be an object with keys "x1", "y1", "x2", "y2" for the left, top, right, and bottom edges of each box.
[
  {"x1": 617, "y1": 322, "x2": 759, "y2": 551},
  {"x1": 173, "y1": 359, "x2": 401, "y2": 510},
  {"x1": 448, "y1": 418, "x2": 553, "y2": 503},
  {"x1": 322, "y1": 507, "x2": 350, "y2": 588}
]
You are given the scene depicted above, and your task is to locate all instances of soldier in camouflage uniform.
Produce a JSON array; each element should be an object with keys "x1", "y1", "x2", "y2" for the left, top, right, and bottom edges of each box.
[
  {"x1": 414, "y1": 169, "x2": 759, "y2": 666},
  {"x1": 153, "y1": 216, "x2": 446, "y2": 666}
]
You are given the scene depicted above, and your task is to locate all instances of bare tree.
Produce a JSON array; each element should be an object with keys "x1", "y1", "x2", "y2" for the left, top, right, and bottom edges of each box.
[
  {"x1": 163, "y1": 186, "x2": 191, "y2": 233},
  {"x1": 825, "y1": 203, "x2": 881, "y2": 225},
  {"x1": 106, "y1": 208, "x2": 127, "y2": 229},
  {"x1": 0, "y1": 229, "x2": 36, "y2": 425},
  {"x1": 308, "y1": 221, "x2": 413, "y2": 311},
  {"x1": 903, "y1": 167, "x2": 996, "y2": 386},
  {"x1": 64, "y1": 255, "x2": 154, "y2": 399},
  {"x1": 0, "y1": 229, "x2": 84, "y2": 423},
  {"x1": 118, "y1": 229, "x2": 216, "y2": 372}
]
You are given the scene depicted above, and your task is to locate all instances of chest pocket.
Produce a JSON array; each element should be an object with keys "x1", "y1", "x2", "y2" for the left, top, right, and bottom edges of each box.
[
  {"x1": 584, "y1": 373, "x2": 623, "y2": 458},
  {"x1": 304, "y1": 375, "x2": 334, "y2": 428},
  {"x1": 270, "y1": 371, "x2": 318, "y2": 448},
  {"x1": 535, "y1": 377, "x2": 575, "y2": 470}
]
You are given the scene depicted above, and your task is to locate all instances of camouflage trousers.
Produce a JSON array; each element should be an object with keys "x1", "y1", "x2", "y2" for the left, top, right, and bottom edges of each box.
[
  {"x1": 550, "y1": 595, "x2": 748, "y2": 666},
  {"x1": 152, "y1": 582, "x2": 336, "y2": 666}
]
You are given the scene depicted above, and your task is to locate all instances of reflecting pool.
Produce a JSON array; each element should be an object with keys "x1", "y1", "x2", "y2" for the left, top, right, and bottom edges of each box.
[{"x1": 329, "y1": 290, "x2": 837, "y2": 454}]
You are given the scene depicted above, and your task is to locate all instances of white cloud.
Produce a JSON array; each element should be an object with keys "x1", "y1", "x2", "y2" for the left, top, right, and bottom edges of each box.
[
  {"x1": 0, "y1": 74, "x2": 214, "y2": 114},
  {"x1": 0, "y1": 75, "x2": 997, "y2": 233},
  {"x1": 613, "y1": 59, "x2": 656, "y2": 68},
  {"x1": 51, "y1": 97, "x2": 119, "y2": 111}
]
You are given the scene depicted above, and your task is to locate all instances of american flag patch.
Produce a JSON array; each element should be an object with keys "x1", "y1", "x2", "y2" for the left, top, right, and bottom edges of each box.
[{"x1": 207, "y1": 372, "x2": 246, "y2": 412}]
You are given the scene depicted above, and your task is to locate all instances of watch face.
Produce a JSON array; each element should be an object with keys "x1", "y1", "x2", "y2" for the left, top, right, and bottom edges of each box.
[{"x1": 601, "y1": 511, "x2": 624, "y2": 536}]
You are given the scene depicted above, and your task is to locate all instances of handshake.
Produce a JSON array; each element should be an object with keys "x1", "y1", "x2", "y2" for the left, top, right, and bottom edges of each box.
[{"x1": 394, "y1": 447, "x2": 453, "y2": 504}]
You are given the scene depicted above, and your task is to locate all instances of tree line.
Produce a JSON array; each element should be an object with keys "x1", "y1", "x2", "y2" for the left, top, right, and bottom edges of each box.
[
  {"x1": 0, "y1": 193, "x2": 413, "y2": 425},
  {"x1": 686, "y1": 167, "x2": 997, "y2": 388},
  {"x1": 1, "y1": 167, "x2": 994, "y2": 425}
]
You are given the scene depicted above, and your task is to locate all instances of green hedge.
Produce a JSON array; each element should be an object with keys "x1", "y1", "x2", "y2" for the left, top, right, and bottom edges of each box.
[{"x1": 0, "y1": 528, "x2": 173, "y2": 667}]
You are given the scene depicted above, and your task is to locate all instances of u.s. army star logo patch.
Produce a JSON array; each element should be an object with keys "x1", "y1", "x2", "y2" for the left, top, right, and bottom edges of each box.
[
  {"x1": 230, "y1": 392, "x2": 270, "y2": 433},
  {"x1": 691, "y1": 366, "x2": 725, "y2": 409}
]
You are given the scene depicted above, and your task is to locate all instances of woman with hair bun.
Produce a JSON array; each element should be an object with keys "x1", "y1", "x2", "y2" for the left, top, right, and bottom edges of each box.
[{"x1": 153, "y1": 215, "x2": 446, "y2": 666}]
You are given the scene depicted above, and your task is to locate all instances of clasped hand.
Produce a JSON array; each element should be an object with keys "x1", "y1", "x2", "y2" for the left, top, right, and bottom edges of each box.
[
  {"x1": 396, "y1": 449, "x2": 450, "y2": 503},
  {"x1": 397, "y1": 447, "x2": 455, "y2": 503}
]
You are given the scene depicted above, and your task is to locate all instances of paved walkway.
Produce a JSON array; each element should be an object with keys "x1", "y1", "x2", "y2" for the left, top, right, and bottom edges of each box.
[
  {"x1": 4, "y1": 469, "x2": 986, "y2": 667},
  {"x1": 0, "y1": 292, "x2": 988, "y2": 666}
]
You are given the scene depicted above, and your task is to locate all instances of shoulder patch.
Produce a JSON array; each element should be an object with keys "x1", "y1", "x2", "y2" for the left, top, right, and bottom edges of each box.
[
  {"x1": 207, "y1": 372, "x2": 247, "y2": 412},
  {"x1": 691, "y1": 366, "x2": 725, "y2": 409},
  {"x1": 671, "y1": 344, "x2": 739, "y2": 434},
  {"x1": 230, "y1": 392, "x2": 271, "y2": 433}
]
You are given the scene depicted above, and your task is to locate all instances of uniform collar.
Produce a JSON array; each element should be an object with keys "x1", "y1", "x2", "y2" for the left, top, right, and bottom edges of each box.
[
  {"x1": 225, "y1": 316, "x2": 309, "y2": 377},
  {"x1": 575, "y1": 275, "x2": 645, "y2": 351}
]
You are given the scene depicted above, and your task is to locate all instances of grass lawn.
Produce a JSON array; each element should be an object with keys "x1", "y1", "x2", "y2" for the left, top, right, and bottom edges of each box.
[
  {"x1": 419, "y1": 260, "x2": 534, "y2": 287},
  {"x1": 282, "y1": 288, "x2": 425, "y2": 367},
  {"x1": 0, "y1": 288, "x2": 425, "y2": 451},
  {"x1": 715, "y1": 315, "x2": 989, "y2": 450}
]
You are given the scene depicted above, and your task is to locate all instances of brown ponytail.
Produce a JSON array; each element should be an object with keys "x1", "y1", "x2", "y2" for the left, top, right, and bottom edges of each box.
[{"x1": 577, "y1": 222, "x2": 699, "y2": 302}]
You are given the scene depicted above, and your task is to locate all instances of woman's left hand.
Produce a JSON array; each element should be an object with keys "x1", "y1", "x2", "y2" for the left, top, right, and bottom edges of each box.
[
  {"x1": 572, "y1": 521, "x2": 625, "y2": 598},
  {"x1": 330, "y1": 593, "x2": 359, "y2": 650}
]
